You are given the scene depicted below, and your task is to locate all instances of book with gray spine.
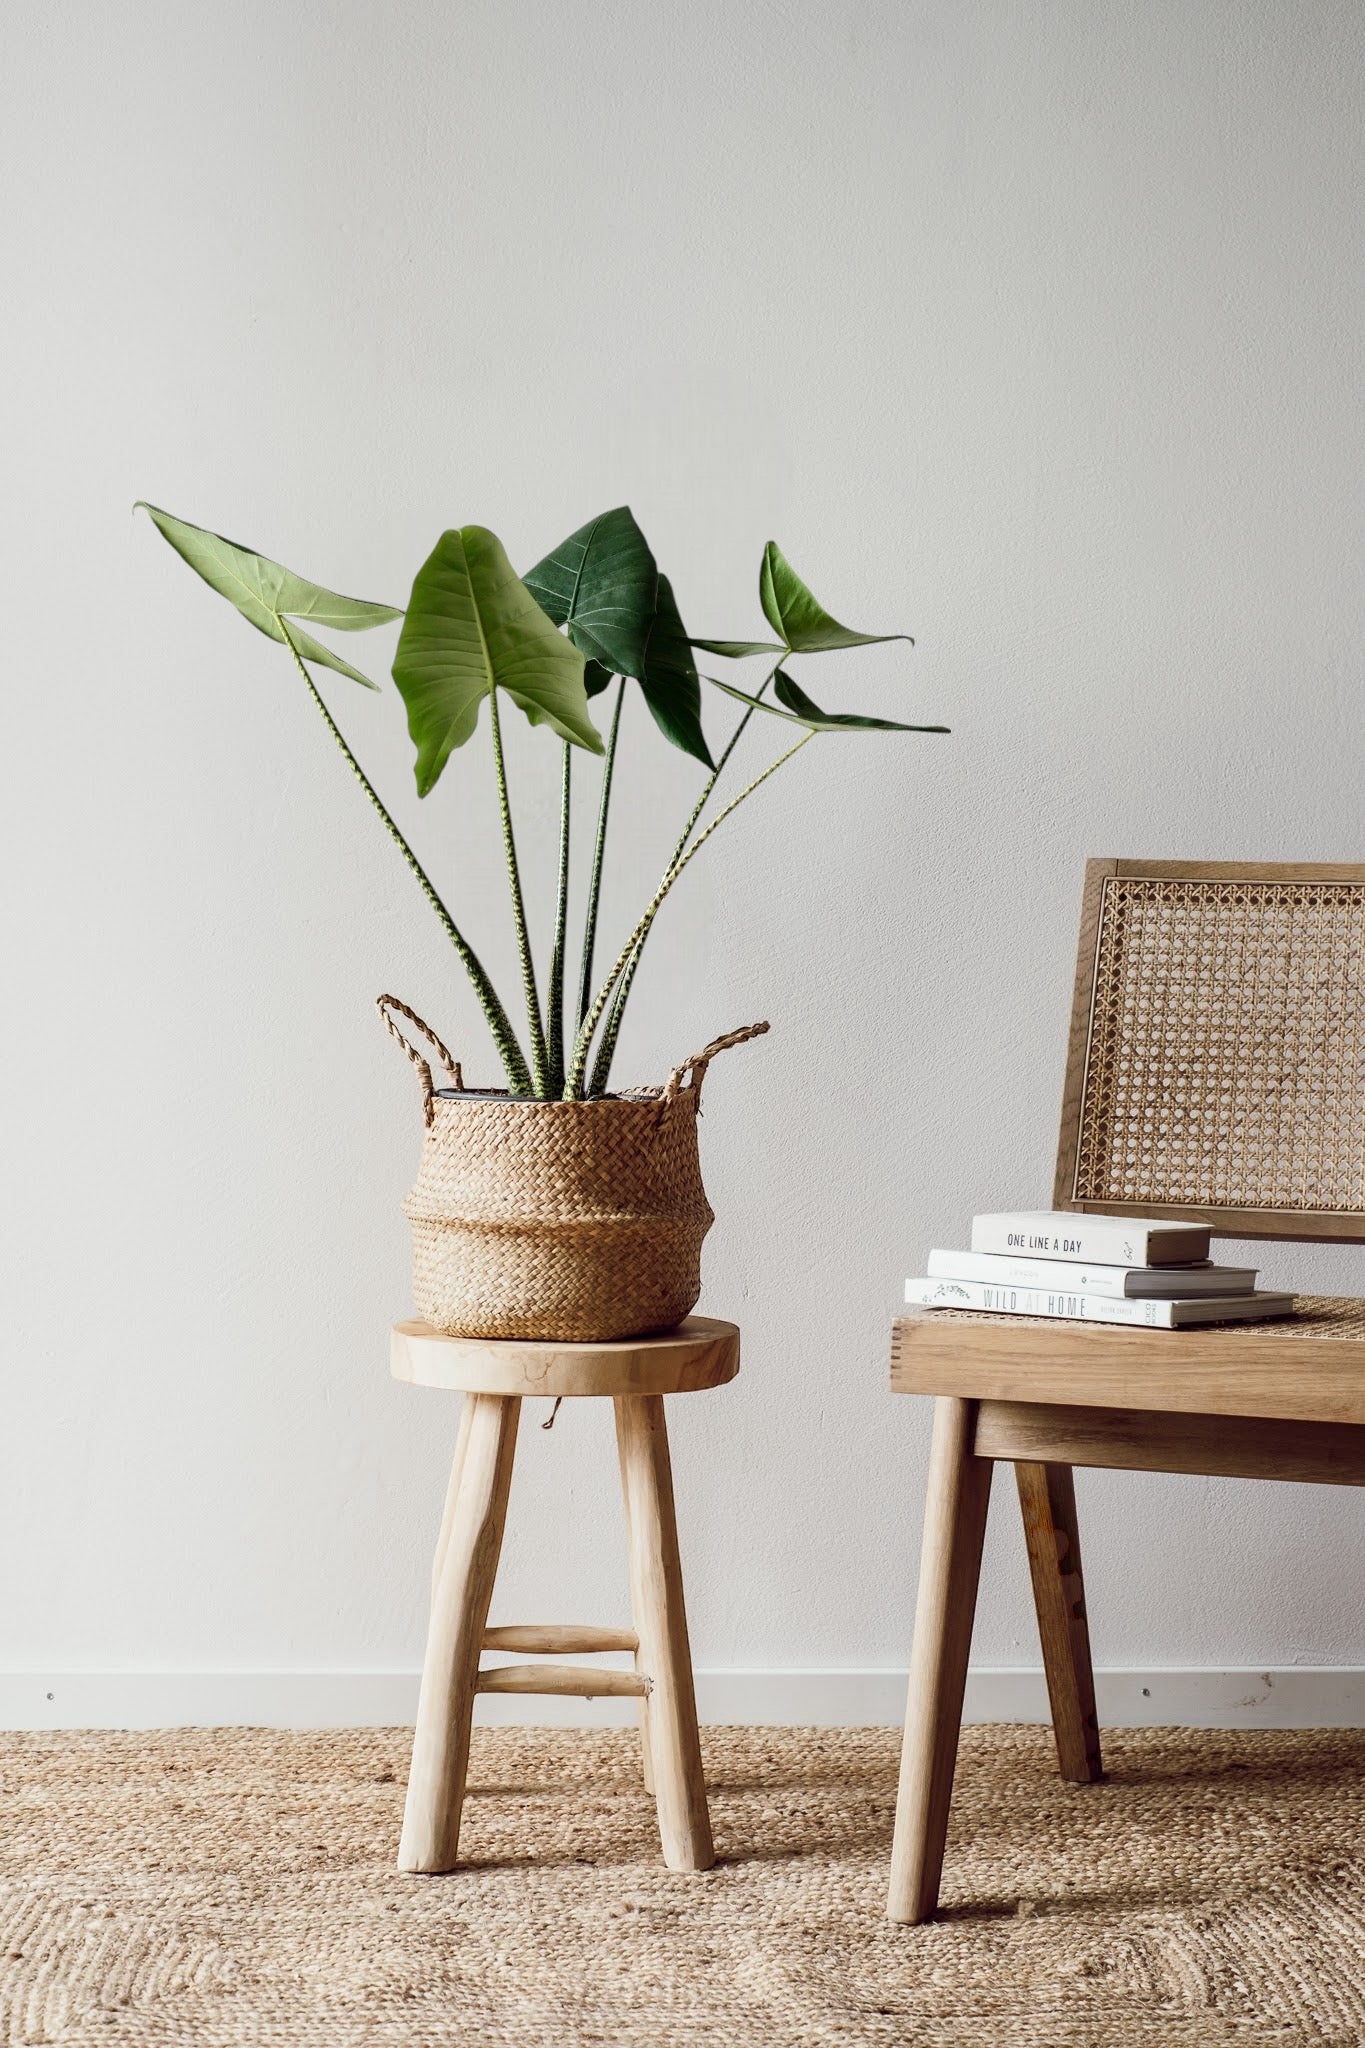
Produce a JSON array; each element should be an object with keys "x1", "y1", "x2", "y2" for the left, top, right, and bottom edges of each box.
[
  {"x1": 904, "y1": 1277, "x2": 1297, "y2": 1328},
  {"x1": 925, "y1": 1248, "x2": 1258, "y2": 1299}
]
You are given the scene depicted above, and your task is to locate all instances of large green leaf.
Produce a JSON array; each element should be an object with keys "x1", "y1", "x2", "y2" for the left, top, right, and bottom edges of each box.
[
  {"x1": 394, "y1": 526, "x2": 602, "y2": 795},
  {"x1": 136, "y1": 501, "x2": 399, "y2": 688},
  {"x1": 523, "y1": 506, "x2": 657, "y2": 677},
  {"x1": 638, "y1": 574, "x2": 714, "y2": 768},
  {"x1": 760, "y1": 541, "x2": 912, "y2": 653},
  {"x1": 525, "y1": 509, "x2": 711, "y2": 766},
  {"x1": 706, "y1": 669, "x2": 948, "y2": 735}
]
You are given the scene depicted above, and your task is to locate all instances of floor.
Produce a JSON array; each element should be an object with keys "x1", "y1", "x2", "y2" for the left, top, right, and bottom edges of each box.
[{"x1": 4, "y1": 1724, "x2": 1364, "y2": 2046}]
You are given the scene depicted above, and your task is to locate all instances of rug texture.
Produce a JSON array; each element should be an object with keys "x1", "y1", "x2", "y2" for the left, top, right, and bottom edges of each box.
[{"x1": 3, "y1": 1724, "x2": 1365, "y2": 2046}]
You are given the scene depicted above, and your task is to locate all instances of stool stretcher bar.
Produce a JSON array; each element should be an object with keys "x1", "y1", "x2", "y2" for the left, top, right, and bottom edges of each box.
[
  {"x1": 475, "y1": 1662, "x2": 650, "y2": 1698},
  {"x1": 481, "y1": 1624, "x2": 639, "y2": 1653}
]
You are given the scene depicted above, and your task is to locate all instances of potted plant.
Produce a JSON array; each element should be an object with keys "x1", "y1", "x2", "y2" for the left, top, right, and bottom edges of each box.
[{"x1": 137, "y1": 502, "x2": 946, "y2": 1339}]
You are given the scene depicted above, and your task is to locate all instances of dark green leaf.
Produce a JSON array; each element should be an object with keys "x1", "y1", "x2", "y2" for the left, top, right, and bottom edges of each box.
[
  {"x1": 529, "y1": 511, "x2": 712, "y2": 766},
  {"x1": 773, "y1": 668, "x2": 945, "y2": 730},
  {"x1": 523, "y1": 506, "x2": 657, "y2": 677},
  {"x1": 705, "y1": 670, "x2": 948, "y2": 734},
  {"x1": 394, "y1": 526, "x2": 602, "y2": 795},
  {"x1": 760, "y1": 541, "x2": 912, "y2": 653},
  {"x1": 638, "y1": 574, "x2": 714, "y2": 768},
  {"x1": 136, "y1": 500, "x2": 399, "y2": 687}
]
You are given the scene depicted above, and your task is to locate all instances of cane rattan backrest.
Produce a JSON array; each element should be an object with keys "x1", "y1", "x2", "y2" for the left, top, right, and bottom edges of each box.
[{"x1": 1053, "y1": 861, "x2": 1365, "y2": 1243}]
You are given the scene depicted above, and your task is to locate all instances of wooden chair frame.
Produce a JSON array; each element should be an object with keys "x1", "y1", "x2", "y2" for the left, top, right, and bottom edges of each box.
[{"x1": 888, "y1": 859, "x2": 1365, "y2": 1923}]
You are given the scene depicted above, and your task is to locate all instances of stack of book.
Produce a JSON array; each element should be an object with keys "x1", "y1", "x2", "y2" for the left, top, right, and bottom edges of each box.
[{"x1": 905, "y1": 1211, "x2": 1297, "y2": 1327}]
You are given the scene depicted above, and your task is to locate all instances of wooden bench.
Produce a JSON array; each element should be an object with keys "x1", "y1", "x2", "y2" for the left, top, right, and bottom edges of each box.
[{"x1": 886, "y1": 859, "x2": 1365, "y2": 1922}]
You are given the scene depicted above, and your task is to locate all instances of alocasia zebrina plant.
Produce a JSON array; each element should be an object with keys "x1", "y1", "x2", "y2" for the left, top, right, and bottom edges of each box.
[{"x1": 137, "y1": 500, "x2": 947, "y2": 1098}]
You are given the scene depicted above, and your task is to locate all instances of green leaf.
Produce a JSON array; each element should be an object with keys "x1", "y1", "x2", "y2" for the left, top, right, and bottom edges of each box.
[
  {"x1": 136, "y1": 502, "x2": 400, "y2": 687},
  {"x1": 638, "y1": 574, "x2": 714, "y2": 769},
  {"x1": 394, "y1": 526, "x2": 603, "y2": 795},
  {"x1": 527, "y1": 511, "x2": 712, "y2": 766},
  {"x1": 760, "y1": 541, "x2": 913, "y2": 654},
  {"x1": 706, "y1": 670, "x2": 948, "y2": 735},
  {"x1": 523, "y1": 506, "x2": 658, "y2": 677},
  {"x1": 704, "y1": 676, "x2": 808, "y2": 724},
  {"x1": 690, "y1": 638, "x2": 787, "y2": 658},
  {"x1": 773, "y1": 669, "x2": 946, "y2": 731}
]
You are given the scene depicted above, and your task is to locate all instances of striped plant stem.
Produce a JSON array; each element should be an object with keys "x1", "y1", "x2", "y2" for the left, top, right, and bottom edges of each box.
[
  {"x1": 280, "y1": 625, "x2": 533, "y2": 1096},
  {"x1": 487, "y1": 682, "x2": 550, "y2": 1096},
  {"x1": 587, "y1": 667, "x2": 779, "y2": 1096},
  {"x1": 577, "y1": 678, "x2": 625, "y2": 1030},
  {"x1": 545, "y1": 742, "x2": 573, "y2": 1095},
  {"x1": 565, "y1": 724, "x2": 812, "y2": 1099}
]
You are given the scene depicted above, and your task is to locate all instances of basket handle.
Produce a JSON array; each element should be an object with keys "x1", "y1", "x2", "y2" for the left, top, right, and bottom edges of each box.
[
  {"x1": 661, "y1": 1020, "x2": 770, "y2": 1110},
  {"x1": 376, "y1": 995, "x2": 463, "y2": 1126}
]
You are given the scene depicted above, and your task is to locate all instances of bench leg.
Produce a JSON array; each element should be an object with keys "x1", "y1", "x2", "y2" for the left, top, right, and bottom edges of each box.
[
  {"x1": 1015, "y1": 1460, "x2": 1103, "y2": 1783},
  {"x1": 398, "y1": 1392, "x2": 520, "y2": 1873},
  {"x1": 888, "y1": 1396, "x2": 993, "y2": 1923},
  {"x1": 615, "y1": 1393, "x2": 714, "y2": 1871}
]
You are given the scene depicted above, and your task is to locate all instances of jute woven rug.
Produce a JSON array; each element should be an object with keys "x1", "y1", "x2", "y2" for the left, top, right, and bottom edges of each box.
[{"x1": 4, "y1": 1725, "x2": 1365, "y2": 2046}]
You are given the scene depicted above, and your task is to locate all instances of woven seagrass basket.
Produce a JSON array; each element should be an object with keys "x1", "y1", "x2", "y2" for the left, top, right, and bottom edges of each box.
[{"x1": 378, "y1": 997, "x2": 769, "y2": 1341}]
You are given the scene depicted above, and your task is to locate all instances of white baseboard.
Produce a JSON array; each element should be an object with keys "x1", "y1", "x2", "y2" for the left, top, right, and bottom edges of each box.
[{"x1": 4, "y1": 1666, "x2": 1365, "y2": 1731}]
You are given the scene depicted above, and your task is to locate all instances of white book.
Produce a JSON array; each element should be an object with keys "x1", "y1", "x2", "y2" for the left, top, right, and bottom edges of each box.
[
  {"x1": 904, "y1": 1277, "x2": 1296, "y2": 1328},
  {"x1": 970, "y1": 1210, "x2": 1211, "y2": 1267},
  {"x1": 926, "y1": 1249, "x2": 1258, "y2": 1299}
]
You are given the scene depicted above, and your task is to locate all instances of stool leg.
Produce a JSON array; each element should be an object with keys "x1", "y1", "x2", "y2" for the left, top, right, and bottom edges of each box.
[
  {"x1": 616, "y1": 1462, "x2": 656, "y2": 1794},
  {"x1": 887, "y1": 1396, "x2": 993, "y2": 1923},
  {"x1": 430, "y1": 1395, "x2": 474, "y2": 1606},
  {"x1": 635, "y1": 1685, "x2": 657, "y2": 1796},
  {"x1": 1015, "y1": 1461, "x2": 1103, "y2": 1783},
  {"x1": 614, "y1": 1393, "x2": 713, "y2": 1872},
  {"x1": 399, "y1": 1392, "x2": 520, "y2": 1873},
  {"x1": 618, "y1": 1425, "x2": 658, "y2": 1794}
]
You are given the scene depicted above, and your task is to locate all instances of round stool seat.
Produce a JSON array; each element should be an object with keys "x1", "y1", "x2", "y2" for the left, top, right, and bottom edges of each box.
[{"x1": 391, "y1": 1315, "x2": 740, "y2": 1399}]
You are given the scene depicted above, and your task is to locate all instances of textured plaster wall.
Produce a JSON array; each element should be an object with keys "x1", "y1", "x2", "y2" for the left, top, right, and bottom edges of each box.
[{"x1": 6, "y1": 0, "x2": 1365, "y2": 1693}]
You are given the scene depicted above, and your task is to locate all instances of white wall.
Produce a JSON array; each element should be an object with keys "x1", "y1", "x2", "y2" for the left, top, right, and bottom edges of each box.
[{"x1": 6, "y1": 0, "x2": 1365, "y2": 1723}]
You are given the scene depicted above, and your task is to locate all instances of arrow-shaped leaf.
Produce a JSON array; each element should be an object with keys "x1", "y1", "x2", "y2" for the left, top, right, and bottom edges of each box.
[
  {"x1": 706, "y1": 670, "x2": 948, "y2": 735},
  {"x1": 394, "y1": 526, "x2": 602, "y2": 796},
  {"x1": 523, "y1": 506, "x2": 657, "y2": 678},
  {"x1": 526, "y1": 509, "x2": 711, "y2": 767},
  {"x1": 690, "y1": 637, "x2": 787, "y2": 659},
  {"x1": 773, "y1": 668, "x2": 945, "y2": 731},
  {"x1": 760, "y1": 541, "x2": 913, "y2": 654},
  {"x1": 638, "y1": 574, "x2": 714, "y2": 768},
  {"x1": 136, "y1": 501, "x2": 400, "y2": 687}
]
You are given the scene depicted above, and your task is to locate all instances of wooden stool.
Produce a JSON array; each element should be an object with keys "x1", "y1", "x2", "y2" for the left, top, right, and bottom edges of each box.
[{"x1": 390, "y1": 1314, "x2": 739, "y2": 1874}]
